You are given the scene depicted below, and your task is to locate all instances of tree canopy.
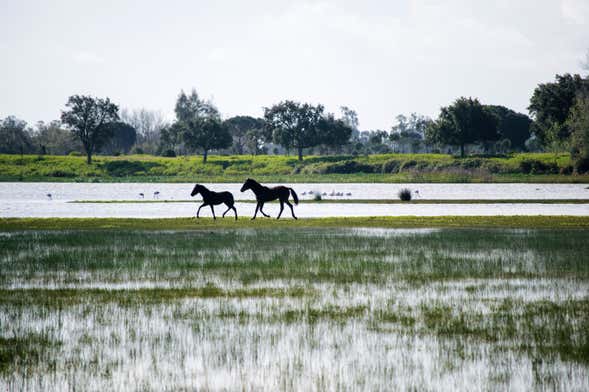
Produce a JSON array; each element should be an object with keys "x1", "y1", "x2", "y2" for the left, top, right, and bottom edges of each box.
[
  {"x1": 528, "y1": 73, "x2": 589, "y2": 147},
  {"x1": 224, "y1": 116, "x2": 266, "y2": 155},
  {"x1": 265, "y1": 100, "x2": 325, "y2": 161},
  {"x1": 101, "y1": 122, "x2": 138, "y2": 155},
  {"x1": 485, "y1": 105, "x2": 531, "y2": 151},
  {"x1": 60, "y1": 95, "x2": 119, "y2": 163},
  {"x1": 426, "y1": 97, "x2": 499, "y2": 157},
  {"x1": 174, "y1": 89, "x2": 232, "y2": 162}
]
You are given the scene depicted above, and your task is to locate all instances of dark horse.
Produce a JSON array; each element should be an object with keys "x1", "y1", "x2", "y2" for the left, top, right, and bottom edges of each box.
[
  {"x1": 240, "y1": 178, "x2": 298, "y2": 220},
  {"x1": 190, "y1": 184, "x2": 237, "y2": 220}
]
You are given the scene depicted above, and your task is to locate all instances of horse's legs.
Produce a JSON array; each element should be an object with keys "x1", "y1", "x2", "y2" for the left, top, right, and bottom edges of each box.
[
  {"x1": 252, "y1": 203, "x2": 260, "y2": 220},
  {"x1": 277, "y1": 201, "x2": 284, "y2": 219},
  {"x1": 232, "y1": 206, "x2": 238, "y2": 220},
  {"x1": 285, "y1": 200, "x2": 297, "y2": 219},
  {"x1": 210, "y1": 205, "x2": 216, "y2": 220},
  {"x1": 259, "y1": 203, "x2": 270, "y2": 218},
  {"x1": 196, "y1": 203, "x2": 206, "y2": 219},
  {"x1": 222, "y1": 204, "x2": 232, "y2": 218}
]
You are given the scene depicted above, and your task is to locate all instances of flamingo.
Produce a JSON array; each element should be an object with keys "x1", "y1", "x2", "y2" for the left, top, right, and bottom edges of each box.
[
  {"x1": 46, "y1": 193, "x2": 52, "y2": 200},
  {"x1": 153, "y1": 191, "x2": 160, "y2": 199},
  {"x1": 139, "y1": 193, "x2": 144, "y2": 199}
]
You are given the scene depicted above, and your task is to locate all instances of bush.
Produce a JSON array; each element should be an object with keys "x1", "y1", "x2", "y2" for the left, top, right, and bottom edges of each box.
[
  {"x1": 161, "y1": 149, "x2": 176, "y2": 158},
  {"x1": 519, "y1": 159, "x2": 558, "y2": 174},
  {"x1": 574, "y1": 158, "x2": 589, "y2": 174},
  {"x1": 398, "y1": 188, "x2": 412, "y2": 201},
  {"x1": 313, "y1": 193, "x2": 322, "y2": 201},
  {"x1": 102, "y1": 160, "x2": 161, "y2": 177},
  {"x1": 381, "y1": 159, "x2": 402, "y2": 173},
  {"x1": 68, "y1": 151, "x2": 82, "y2": 157}
]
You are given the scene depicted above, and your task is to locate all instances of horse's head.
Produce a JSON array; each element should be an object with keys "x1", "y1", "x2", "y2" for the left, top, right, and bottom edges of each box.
[
  {"x1": 190, "y1": 184, "x2": 202, "y2": 197},
  {"x1": 240, "y1": 178, "x2": 254, "y2": 192}
]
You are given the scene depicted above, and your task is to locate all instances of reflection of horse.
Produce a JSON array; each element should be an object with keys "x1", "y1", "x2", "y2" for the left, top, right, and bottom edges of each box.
[
  {"x1": 190, "y1": 184, "x2": 237, "y2": 220},
  {"x1": 240, "y1": 178, "x2": 298, "y2": 220}
]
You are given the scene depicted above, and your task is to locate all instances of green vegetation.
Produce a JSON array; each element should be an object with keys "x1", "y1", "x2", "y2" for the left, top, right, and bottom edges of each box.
[
  {"x1": 1, "y1": 152, "x2": 588, "y2": 183},
  {"x1": 1, "y1": 227, "x2": 588, "y2": 389},
  {"x1": 1, "y1": 216, "x2": 588, "y2": 231}
]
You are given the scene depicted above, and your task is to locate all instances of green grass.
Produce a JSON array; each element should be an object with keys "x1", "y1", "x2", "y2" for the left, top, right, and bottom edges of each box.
[
  {"x1": 1, "y1": 152, "x2": 588, "y2": 183},
  {"x1": 1, "y1": 216, "x2": 588, "y2": 231},
  {"x1": 2, "y1": 227, "x2": 589, "y2": 389}
]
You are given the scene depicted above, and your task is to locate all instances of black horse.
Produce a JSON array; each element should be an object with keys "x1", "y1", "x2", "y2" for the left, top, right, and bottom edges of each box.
[
  {"x1": 190, "y1": 184, "x2": 237, "y2": 220},
  {"x1": 240, "y1": 178, "x2": 298, "y2": 220}
]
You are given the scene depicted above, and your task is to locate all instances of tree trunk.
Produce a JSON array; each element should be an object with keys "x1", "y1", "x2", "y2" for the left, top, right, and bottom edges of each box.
[
  {"x1": 203, "y1": 149, "x2": 208, "y2": 163},
  {"x1": 297, "y1": 147, "x2": 303, "y2": 161},
  {"x1": 86, "y1": 151, "x2": 92, "y2": 164},
  {"x1": 460, "y1": 144, "x2": 465, "y2": 158}
]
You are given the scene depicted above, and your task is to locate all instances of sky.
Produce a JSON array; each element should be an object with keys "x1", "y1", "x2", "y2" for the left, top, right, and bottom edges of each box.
[{"x1": 1, "y1": 0, "x2": 588, "y2": 130}]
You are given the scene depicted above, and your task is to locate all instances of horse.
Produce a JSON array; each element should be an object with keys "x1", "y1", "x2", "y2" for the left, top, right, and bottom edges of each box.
[
  {"x1": 190, "y1": 184, "x2": 237, "y2": 220},
  {"x1": 240, "y1": 178, "x2": 298, "y2": 220}
]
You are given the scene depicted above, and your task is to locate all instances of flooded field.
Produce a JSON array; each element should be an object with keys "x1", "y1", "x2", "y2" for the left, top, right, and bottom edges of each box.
[
  {"x1": 1, "y1": 182, "x2": 588, "y2": 217},
  {"x1": 1, "y1": 228, "x2": 588, "y2": 391}
]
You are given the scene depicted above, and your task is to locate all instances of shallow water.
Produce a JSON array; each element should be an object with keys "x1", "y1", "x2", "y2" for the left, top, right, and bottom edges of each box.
[{"x1": 1, "y1": 182, "x2": 588, "y2": 217}]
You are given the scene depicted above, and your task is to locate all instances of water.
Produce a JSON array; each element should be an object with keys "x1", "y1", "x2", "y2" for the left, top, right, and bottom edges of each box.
[{"x1": 0, "y1": 182, "x2": 588, "y2": 218}]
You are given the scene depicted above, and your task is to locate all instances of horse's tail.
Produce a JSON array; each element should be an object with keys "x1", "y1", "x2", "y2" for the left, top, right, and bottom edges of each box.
[{"x1": 289, "y1": 188, "x2": 299, "y2": 205}]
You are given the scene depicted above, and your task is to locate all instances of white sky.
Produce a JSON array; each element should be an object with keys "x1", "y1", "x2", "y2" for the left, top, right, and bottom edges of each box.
[{"x1": 1, "y1": 0, "x2": 588, "y2": 130}]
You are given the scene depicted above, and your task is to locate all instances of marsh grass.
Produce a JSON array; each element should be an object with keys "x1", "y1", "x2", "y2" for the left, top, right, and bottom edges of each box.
[{"x1": 1, "y1": 227, "x2": 589, "y2": 390}]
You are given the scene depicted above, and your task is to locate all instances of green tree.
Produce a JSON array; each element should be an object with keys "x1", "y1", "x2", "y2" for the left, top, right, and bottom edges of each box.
[
  {"x1": 567, "y1": 93, "x2": 589, "y2": 172},
  {"x1": 265, "y1": 100, "x2": 324, "y2": 161},
  {"x1": 60, "y1": 95, "x2": 119, "y2": 164},
  {"x1": 174, "y1": 89, "x2": 232, "y2": 162},
  {"x1": 101, "y1": 122, "x2": 137, "y2": 154},
  {"x1": 183, "y1": 117, "x2": 232, "y2": 162},
  {"x1": 426, "y1": 97, "x2": 499, "y2": 157},
  {"x1": 224, "y1": 116, "x2": 266, "y2": 154},
  {"x1": 317, "y1": 114, "x2": 353, "y2": 152},
  {"x1": 390, "y1": 113, "x2": 432, "y2": 153},
  {"x1": 34, "y1": 120, "x2": 82, "y2": 155},
  {"x1": 0, "y1": 116, "x2": 34, "y2": 154},
  {"x1": 528, "y1": 74, "x2": 589, "y2": 148},
  {"x1": 485, "y1": 105, "x2": 531, "y2": 151}
]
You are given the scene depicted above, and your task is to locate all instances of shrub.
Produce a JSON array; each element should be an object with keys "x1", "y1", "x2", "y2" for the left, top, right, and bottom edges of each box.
[
  {"x1": 313, "y1": 193, "x2": 322, "y2": 201},
  {"x1": 519, "y1": 159, "x2": 559, "y2": 174},
  {"x1": 161, "y1": 149, "x2": 176, "y2": 158},
  {"x1": 381, "y1": 159, "x2": 402, "y2": 173},
  {"x1": 102, "y1": 160, "x2": 161, "y2": 177},
  {"x1": 398, "y1": 188, "x2": 412, "y2": 201},
  {"x1": 574, "y1": 158, "x2": 589, "y2": 174},
  {"x1": 68, "y1": 151, "x2": 82, "y2": 157}
]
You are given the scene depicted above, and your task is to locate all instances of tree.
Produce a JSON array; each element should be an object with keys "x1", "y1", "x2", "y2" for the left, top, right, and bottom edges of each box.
[
  {"x1": 121, "y1": 109, "x2": 167, "y2": 154},
  {"x1": 390, "y1": 113, "x2": 432, "y2": 153},
  {"x1": 34, "y1": 120, "x2": 82, "y2": 155},
  {"x1": 528, "y1": 74, "x2": 589, "y2": 148},
  {"x1": 0, "y1": 116, "x2": 34, "y2": 154},
  {"x1": 317, "y1": 114, "x2": 353, "y2": 152},
  {"x1": 426, "y1": 97, "x2": 499, "y2": 157},
  {"x1": 183, "y1": 117, "x2": 232, "y2": 162},
  {"x1": 60, "y1": 95, "x2": 119, "y2": 164},
  {"x1": 101, "y1": 122, "x2": 137, "y2": 154},
  {"x1": 173, "y1": 89, "x2": 232, "y2": 162},
  {"x1": 485, "y1": 106, "x2": 531, "y2": 151},
  {"x1": 567, "y1": 92, "x2": 589, "y2": 173},
  {"x1": 224, "y1": 116, "x2": 266, "y2": 154},
  {"x1": 265, "y1": 100, "x2": 324, "y2": 161}
]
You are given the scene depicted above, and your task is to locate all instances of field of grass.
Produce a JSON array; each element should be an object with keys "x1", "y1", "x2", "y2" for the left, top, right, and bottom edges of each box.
[
  {"x1": 1, "y1": 225, "x2": 588, "y2": 390},
  {"x1": 1, "y1": 152, "x2": 588, "y2": 183}
]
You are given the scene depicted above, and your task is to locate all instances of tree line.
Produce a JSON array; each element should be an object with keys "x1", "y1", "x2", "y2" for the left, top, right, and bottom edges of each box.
[{"x1": 2, "y1": 69, "x2": 588, "y2": 170}]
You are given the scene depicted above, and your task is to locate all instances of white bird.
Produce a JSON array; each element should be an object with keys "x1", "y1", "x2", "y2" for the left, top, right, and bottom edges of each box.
[
  {"x1": 301, "y1": 192, "x2": 307, "y2": 196},
  {"x1": 322, "y1": 192, "x2": 327, "y2": 196},
  {"x1": 139, "y1": 193, "x2": 144, "y2": 198},
  {"x1": 153, "y1": 191, "x2": 160, "y2": 199},
  {"x1": 46, "y1": 193, "x2": 52, "y2": 199},
  {"x1": 346, "y1": 192, "x2": 352, "y2": 196}
]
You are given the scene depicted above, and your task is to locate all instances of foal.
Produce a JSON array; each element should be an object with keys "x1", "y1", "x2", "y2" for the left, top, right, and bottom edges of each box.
[
  {"x1": 240, "y1": 178, "x2": 298, "y2": 220},
  {"x1": 190, "y1": 184, "x2": 237, "y2": 220}
]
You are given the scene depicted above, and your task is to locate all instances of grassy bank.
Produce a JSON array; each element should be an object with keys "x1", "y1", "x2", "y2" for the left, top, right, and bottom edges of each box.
[
  {"x1": 1, "y1": 216, "x2": 588, "y2": 231},
  {"x1": 1, "y1": 153, "x2": 588, "y2": 183},
  {"x1": 1, "y1": 228, "x2": 588, "y2": 390}
]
